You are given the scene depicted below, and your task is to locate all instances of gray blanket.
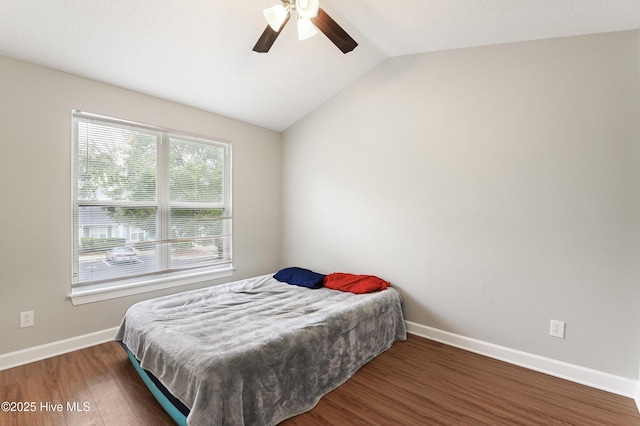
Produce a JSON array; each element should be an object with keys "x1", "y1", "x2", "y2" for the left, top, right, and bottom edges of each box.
[{"x1": 115, "y1": 274, "x2": 406, "y2": 426}]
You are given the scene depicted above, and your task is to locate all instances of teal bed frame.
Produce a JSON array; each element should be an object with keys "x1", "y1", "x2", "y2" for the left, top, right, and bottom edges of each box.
[{"x1": 127, "y1": 349, "x2": 188, "y2": 426}]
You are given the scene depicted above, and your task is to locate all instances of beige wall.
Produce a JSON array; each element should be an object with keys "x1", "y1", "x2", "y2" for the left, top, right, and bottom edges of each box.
[
  {"x1": 283, "y1": 31, "x2": 640, "y2": 379},
  {"x1": 0, "y1": 56, "x2": 283, "y2": 354}
]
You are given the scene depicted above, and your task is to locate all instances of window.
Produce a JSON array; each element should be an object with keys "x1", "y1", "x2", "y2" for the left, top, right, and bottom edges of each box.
[{"x1": 71, "y1": 111, "x2": 232, "y2": 303}]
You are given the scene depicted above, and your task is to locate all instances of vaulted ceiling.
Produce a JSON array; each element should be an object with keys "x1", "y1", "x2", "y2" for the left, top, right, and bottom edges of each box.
[{"x1": 0, "y1": 1, "x2": 638, "y2": 131}]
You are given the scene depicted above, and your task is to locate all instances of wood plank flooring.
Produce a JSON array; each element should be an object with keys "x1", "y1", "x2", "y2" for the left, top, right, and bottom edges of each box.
[{"x1": 1, "y1": 334, "x2": 638, "y2": 425}]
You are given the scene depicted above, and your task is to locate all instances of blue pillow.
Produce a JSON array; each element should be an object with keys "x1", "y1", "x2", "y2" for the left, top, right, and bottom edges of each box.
[{"x1": 273, "y1": 267, "x2": 326, "y2": 289}]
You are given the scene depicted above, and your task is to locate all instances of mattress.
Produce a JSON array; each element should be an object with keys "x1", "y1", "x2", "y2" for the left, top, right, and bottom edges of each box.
[{"x1": 116, "y1": 274, "x2": 406, "y2": 425}]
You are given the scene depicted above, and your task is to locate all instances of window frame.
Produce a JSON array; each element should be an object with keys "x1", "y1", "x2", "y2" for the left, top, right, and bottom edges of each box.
[{"x1": 69, "y1": 111, "x2": 233, "y2": 305}]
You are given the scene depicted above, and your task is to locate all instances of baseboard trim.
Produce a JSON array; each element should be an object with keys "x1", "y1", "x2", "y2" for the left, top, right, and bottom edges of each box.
[
  {"x1": 0, "y1": 327, "x2": 119, "y2": 371},
  {"x1": 1, "y1": 321, "x2": 637, "y2": 407},
  {"x1": 406, "y1": 321, "x2": 638, "y2": 399}
]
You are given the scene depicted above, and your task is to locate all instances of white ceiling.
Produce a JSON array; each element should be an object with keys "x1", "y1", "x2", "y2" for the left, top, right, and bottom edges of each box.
[{"x1": 0, "y1": 0, "x2": 638, "y2": 131}]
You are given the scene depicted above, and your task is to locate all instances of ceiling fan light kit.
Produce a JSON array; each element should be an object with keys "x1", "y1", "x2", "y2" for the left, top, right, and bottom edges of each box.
[
  {"x1": 296, "y1": 0, "x2": 319, "y2": 19},
  {"x1": 263, "y1": 4, "x2": 290, "y2": 32},
  {"x1": 297, "y1": 18, "x2": 317, "y2": 40},
  {"x1": 253, "y1": 0, "x2": 357, "y2": 54}
]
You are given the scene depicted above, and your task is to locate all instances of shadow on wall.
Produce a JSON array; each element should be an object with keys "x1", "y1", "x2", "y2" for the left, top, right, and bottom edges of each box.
[{"x1": 394, "y1": 286, "x2": 458, "y2": 334}]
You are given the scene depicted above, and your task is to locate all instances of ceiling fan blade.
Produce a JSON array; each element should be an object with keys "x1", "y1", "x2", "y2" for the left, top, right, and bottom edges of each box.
[
  {"x1": 311, "y1": 8, "x2": 358, "y2": 54},
  {"x1": 252, "y1": 15, "x2": 291, "y2": 53}
]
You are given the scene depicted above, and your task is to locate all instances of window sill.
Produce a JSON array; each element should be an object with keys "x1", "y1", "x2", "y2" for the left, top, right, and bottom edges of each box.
[{"x1": 68, "y1": 266, "x2": 234, "y2": 305}]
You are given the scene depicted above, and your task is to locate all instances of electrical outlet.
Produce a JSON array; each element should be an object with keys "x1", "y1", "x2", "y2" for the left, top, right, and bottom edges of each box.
[
  {"x1": 550, "y1": 319, "x2": 565, "y2": 339},
  {"x1": 20, "y1": 311, "x2": 34, "y2": 328}
]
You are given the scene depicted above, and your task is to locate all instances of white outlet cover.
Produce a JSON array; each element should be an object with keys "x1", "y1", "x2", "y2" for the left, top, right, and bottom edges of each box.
[
  {"x1": 550, "y1": 319, "x2": 565, "y2": 339},
  {"x1": 20, "y1": 311, "x2": 34, "y2": 328}
]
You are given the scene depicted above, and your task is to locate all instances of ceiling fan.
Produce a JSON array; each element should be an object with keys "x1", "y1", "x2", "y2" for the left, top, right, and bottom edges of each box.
[{"x1": 253, "y1": 0, "x2": 358, "y2": 54}]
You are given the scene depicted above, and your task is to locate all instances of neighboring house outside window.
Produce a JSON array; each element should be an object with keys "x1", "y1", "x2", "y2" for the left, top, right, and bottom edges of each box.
[
  {"x1": 70, "y1": 111, "x2": 233, "y2": 304},
  {"x1": 80, "y1": 209, "x2": 149, "y2": 243}
]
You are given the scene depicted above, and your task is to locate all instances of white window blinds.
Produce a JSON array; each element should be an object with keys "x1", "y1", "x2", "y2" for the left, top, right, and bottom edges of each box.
[{"x1": 72, "y1": 111, "x2": 232, "y2": 288}]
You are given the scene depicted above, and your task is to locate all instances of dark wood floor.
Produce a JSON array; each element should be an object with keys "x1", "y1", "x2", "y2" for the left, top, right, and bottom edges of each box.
[{"x1": 1, "y1": 334, "x2": 638, "y2": 425}]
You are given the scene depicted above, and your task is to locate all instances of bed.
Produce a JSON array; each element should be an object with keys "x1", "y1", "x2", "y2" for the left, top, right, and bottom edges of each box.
[{"x1": 115, "y1": 272, "x2": 406, "y2": 426}]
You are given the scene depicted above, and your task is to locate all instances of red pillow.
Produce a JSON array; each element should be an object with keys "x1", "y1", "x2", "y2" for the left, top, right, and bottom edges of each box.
[{"x1": 324, "y1": 273, "x2": 390, "y2": 294}]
